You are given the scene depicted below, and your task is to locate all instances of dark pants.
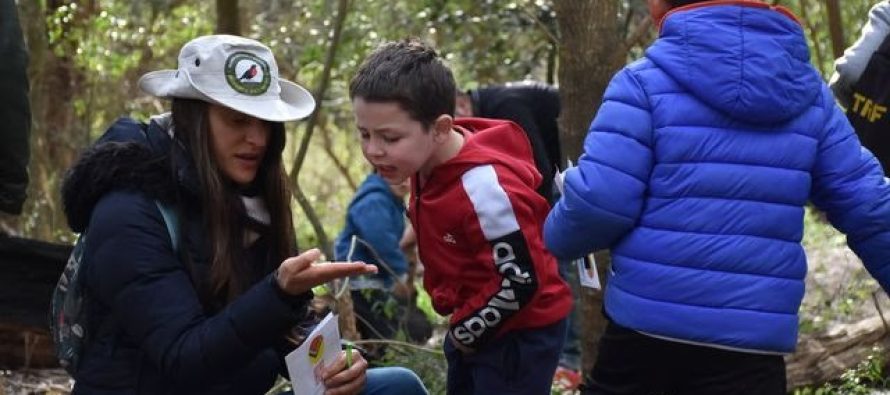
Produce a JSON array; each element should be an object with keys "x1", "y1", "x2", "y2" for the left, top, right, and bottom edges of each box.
[
  {"x1": 445, "y1": 319, "x2": 566, "y2": 395},
  {"x1": 586, "y1": 321, "x2": 786, "y2": 395}
]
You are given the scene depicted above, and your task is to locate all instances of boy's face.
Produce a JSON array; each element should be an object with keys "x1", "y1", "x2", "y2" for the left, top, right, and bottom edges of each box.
[{"x1": 353, "y1": 97, "x2": 440, "y2": 185}]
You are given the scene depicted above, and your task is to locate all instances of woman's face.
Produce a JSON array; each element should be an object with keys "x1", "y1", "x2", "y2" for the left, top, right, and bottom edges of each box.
[{"x1": 207, "y1": 104, "x2": 270, "y2": 187}]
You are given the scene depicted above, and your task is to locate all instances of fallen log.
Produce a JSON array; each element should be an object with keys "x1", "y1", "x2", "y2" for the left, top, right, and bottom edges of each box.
[
  {"x1": 786, "y1": 314, "x2": 890, "y2": 390},
  {"x1": 0, "y1": 233, "x2": 70, "y2": 369}
]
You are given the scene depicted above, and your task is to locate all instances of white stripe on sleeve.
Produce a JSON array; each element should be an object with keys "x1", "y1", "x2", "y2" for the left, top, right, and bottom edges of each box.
[{"x1": 461, "y1": 165, "x2": 520, "y2": 240}]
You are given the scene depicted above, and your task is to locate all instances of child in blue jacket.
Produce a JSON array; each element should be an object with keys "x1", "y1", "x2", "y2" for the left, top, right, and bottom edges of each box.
[
  {"x1": 544, "y1": 1, "x2": 890, "y2": 394},
  {"x1": 335, "y1": 173, "x2": 431, "y2": 342}
]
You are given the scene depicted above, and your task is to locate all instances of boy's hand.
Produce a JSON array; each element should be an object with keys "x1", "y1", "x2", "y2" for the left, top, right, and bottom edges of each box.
[
  {"x1": 276, "y1": 249, "x2": 378, "y2": 295},
  {"x1": 448, "y1": 330, "x2": 476, "y2": 355},
  {"x1": 322, "y1": 349, "x2": 367, "y2": 395}
]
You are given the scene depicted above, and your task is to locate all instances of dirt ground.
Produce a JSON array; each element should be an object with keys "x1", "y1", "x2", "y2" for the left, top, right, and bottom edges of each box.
[{"x1": 1, "y1": 369, "x2": 71, "y2": 395}]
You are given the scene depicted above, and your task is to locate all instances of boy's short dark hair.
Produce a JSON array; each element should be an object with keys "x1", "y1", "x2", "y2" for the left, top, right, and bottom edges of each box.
[
  {"x1": 350, "y1": 38, "x2": 456, "y2": 128},
  {"x1": 667, "y1": 0, "x2": 711, "y2": 7}
]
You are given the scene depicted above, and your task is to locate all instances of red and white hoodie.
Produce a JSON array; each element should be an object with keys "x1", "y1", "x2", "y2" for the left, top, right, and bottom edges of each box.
[{"x1": 409, "y1": 117, "x2": 572, "y2": 351}]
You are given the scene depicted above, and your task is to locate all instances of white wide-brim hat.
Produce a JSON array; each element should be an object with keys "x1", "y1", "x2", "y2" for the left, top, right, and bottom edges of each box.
[{"x1": 138, "y1": 34, "x2": 315, "y2": 122}]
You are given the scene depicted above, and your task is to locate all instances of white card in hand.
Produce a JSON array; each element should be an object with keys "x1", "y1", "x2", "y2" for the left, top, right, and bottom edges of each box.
[
  {"x1": 576, "y1": 254, "x2": 601, "y2": 290},
  {"x1": 285, "y1": 313, "x2": 342, "y2": 395},
  {"x1": 554, "y1": 159, "x2": 574, "y2": 196}
]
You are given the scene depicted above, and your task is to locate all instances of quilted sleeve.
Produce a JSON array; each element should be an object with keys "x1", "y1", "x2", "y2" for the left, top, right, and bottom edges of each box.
[
  {"x1": 811, "y1": 85, "x2": 890, "y2": 293},
  {"x1": 544, "y1": 68, "x2": 654, "y2": 259}
]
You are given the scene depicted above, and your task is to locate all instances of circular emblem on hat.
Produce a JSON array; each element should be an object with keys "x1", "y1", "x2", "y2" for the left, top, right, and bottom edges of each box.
[{"x1": 224, "y1": 52, "x2": 271, "y2": 96}]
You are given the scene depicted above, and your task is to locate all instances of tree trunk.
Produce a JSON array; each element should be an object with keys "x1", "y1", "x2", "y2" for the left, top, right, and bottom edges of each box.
[
  {"x1": 20, "y1": 0, "x2": 86, "y2": 241},
  {"x1": 824, "y1": 0, "x2": 845, "y2": 59},
  {"x1": 216, "y1": 0, "x2": 240, "y2": 35},
  {"x1": 553, "y1": 0, "x2": 623, "y2": 379},
  {"x1": 284, "y1": 0, "x2": 356, "y2": 338},
  {"x1": 0, "y1": 233, "x2": 71, "y2": 369}
]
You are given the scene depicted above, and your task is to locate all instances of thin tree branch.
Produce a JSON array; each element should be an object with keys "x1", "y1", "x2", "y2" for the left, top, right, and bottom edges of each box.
[
  {"x1": 319, "y1": 123, "x2": 358, "y2": 192},
  {"x1": 799, "y1": 0, "x2": 827, "y2": 76},
  {"x1": 288, "y1": 0, "x2": 351, "y2": 257},
  {"x1": 521, "y1": 3, "x2": 559, "y2": 45}
]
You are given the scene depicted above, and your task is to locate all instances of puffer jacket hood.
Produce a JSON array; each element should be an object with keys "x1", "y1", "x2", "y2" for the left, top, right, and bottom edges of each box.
[
  {"x1": 62, "y1": 116, "x2": 187, "y2": 233},
  {"x1": 647, "y1": 2, "x2": 821, "y2": 125},
  {"x1": 350, "y1": 173, "x2": 399, "y2": 207}
]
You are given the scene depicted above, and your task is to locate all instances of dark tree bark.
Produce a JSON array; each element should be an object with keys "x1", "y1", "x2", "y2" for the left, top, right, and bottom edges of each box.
[
  {"x1": 216, "y1": 0, "x2": 240, "y2": 35},
  {"x1": 553, "y1": 0, "x2": 623, "y2": 378},
  {"x1": 825, "y1": 0, "x2": 845, "y2": 59},
  {"x1": 0, "y1": 233, "x2": 71, "y2": 369},
  {"x1": 20, "y1": 0, "x2": 89, "y2": 241}
]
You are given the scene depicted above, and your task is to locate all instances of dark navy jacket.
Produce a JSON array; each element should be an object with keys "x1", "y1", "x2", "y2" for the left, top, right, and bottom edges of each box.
[
  {"x1": 545, "y1": 3, "x2": 890, "y2": 354},
  {"x1": 62, "y1": 116, "x2": 311, "y2": 394}
]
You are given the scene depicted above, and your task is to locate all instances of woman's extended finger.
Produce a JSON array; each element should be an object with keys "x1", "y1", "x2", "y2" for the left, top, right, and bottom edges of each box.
[
  {"x1": 308, "y1": 262, "x2": 377, "y2": 284},
  {"x1": 280, "y1": 248, "x2": 323, "y2": 273}
]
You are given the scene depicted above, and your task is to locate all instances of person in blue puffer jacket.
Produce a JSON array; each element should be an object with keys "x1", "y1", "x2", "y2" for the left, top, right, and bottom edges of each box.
[{"x1": 543, "y1": 0, "x2": 890, "y2": 394}]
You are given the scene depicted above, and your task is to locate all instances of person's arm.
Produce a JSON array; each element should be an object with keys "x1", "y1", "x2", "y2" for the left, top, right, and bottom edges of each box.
[
  {"x1": 350, "y1": 195, "x2": 409, "y2": 278},
  {"x1": 543, "y1": 68, "x2": 654, "y2": 259},
  {"x1": 811, "y1": 85, "x2": 890, "y2": 292},
  {"x1": 830, "y1": 1, "x2": 890, "y2": 109},
  {"x1": 446, "y1": 164, "x2": 541, "y2": 352},
  {"x1": 85, "y1": 192, "x2": 372, "y2": 386}
]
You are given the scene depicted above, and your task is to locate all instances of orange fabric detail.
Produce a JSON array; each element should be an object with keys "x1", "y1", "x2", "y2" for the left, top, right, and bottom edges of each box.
[{"x1": 657, "y1": 0, "x2": 801, "y2": 32}]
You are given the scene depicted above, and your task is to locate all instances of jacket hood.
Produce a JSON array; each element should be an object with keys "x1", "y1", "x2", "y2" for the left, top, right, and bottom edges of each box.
[
  {"x1": 429, "y1": 118, "x2": 541, "y2": 191},
  {"x1": 646, "y1": 2, "x2": 821, "y2": 124},
  {"x1": 62, "y1": 116, "x2": 179, "y2": 233},
  {"x1": 352, "y1": 173, "x2": 401, "y2": 207}
]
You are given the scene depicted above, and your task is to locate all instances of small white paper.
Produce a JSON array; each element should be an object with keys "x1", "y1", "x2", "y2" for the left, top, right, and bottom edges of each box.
[
  {"x1": 285, "y1": 313, "x2": 342, "y2": 395},
  {"x1": 576, "y1": 254, "x2": 601, "y2": 290},
  {"x1": 554, "y1": 159, "x2": 574, "y2": 196}
]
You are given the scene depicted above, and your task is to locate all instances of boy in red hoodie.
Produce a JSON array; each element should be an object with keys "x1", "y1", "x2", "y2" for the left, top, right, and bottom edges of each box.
[{"x1": 349, "y1": 38, "x2": 572, "y2": 394}]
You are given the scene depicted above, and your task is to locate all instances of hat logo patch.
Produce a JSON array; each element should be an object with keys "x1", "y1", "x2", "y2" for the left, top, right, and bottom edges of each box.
[{"x1": 225, "y1": 52, "x2": 271, "y2": 96}]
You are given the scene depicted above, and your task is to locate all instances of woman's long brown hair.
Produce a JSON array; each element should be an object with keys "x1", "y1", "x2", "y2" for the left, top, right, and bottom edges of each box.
[{"x1": 171, "y1": 99, "x2": 296, "y2": 305}]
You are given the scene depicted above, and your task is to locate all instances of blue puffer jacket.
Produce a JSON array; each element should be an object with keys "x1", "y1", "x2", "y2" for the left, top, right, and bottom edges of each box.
[
  {"x1": 334, "y1": 173, "x2": 407, "y2": 288},
  {"x1": 544, "y1": 2, "x2": 890, "y2": 354}
]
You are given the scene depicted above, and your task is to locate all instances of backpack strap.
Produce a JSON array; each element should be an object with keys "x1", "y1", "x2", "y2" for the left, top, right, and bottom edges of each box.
[{"x1": 154, "y1": 200, "x2": 179, "y2": 253}]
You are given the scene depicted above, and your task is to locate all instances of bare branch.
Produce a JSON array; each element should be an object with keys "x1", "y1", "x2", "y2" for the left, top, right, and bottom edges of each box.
[{"x1": 288, "y1": 0, "x2": 351, "y2": 257}]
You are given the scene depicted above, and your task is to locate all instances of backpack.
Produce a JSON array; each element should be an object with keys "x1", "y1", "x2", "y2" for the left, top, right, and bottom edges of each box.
[
  {"x1": 848, "y1": 31, "x2": 890, "y2": 173},
  {"x1": 50, "y1": 200, "x2": 180, "y2": 375}
]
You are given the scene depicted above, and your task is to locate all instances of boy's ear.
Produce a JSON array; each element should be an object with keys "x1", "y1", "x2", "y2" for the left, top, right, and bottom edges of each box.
[{"x1": 432, "y1": 115, "x2": 453, "y2": 143}]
